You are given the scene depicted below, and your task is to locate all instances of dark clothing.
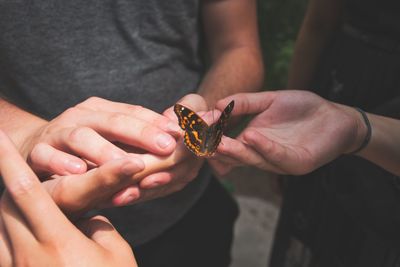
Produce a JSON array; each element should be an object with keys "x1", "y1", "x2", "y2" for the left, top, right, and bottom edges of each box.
[
  {"x1": 270, "y1": 3, "x2": 400, "y2": 267},
  {"x1": 0, "y1": 0, "x2": 203, "y2": 117},
  {"x1": 134, "y1": 177, "x2": 239, "y2": 267},
  {"x1": 0, "y1": 1, "x2": 236, "y2": 265},
  {"x1": 344, "y1": 0, "x2": 400, "y2": 39}
]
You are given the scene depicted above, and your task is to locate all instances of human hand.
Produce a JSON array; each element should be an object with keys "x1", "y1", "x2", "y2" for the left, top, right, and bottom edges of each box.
[
  {"x1": 111, "y1": 94, "x2": 209, "y2": 203},
  {"x1": 0, "y1": 131, "x2": 137, "y2": 267},
  {"x1": 42, "y1": 141, "x2": 195, "y2": 215},
  {"x1": 21, "y1": 96, "x2": 211, "y2": 215},
  {"x1": 19, "y1": 97, "x2": 180, "y2": 177},
  {"x1": 209, "y1": 90, "x2": 366, "y2": 175}
]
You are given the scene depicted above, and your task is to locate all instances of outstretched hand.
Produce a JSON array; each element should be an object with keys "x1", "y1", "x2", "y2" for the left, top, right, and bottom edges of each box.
[
  {"x1": 21, "y1": 97, "x2": 180, "y2": 177},
  {"x1": 112, "y1": 94, "x2": 210, "y2": 204},
  {"x1": 209, "y1": 90, "x2": 366, "y2": 175},
  {"x1": 0, "y1": 131, "x2": 137, "y2": 267}
]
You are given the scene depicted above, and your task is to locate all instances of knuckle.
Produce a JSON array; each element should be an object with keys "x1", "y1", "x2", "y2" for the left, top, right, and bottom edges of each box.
[
  {"x1": 107, "y1": 112, "x2": 126, "y2": 127},
  {"x1": 82, "y1": 96, "x2": 101, "y2": 105},
  {"x1": 62, "y1": 107, "x2": 80, "y2": 118},
  {"x1": 68, "y1": 126, "x2": 93, "y2": 143},
  {"x1": 7, "y1": 175, "x2": 37, "y2": 199},
  {"x1": 131, "y1": 105, "x2": 144, "y2": 112},
  {"x1": 139, "y1": 124, "x2": 154, "y2": 138},
  {"x1": 96, "y1": 167, "x2": 119, "y2": 188},
  {"x1": 29, "y1": 142, "x2": 48, "y2": 161}
]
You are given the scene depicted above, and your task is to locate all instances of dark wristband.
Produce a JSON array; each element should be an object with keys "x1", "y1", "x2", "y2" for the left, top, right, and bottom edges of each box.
[{"x1": 350, "y1": 107, "x2": 372, "y2": 154}]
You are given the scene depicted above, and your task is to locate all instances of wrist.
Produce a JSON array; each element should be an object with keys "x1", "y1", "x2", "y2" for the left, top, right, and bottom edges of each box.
[
  {"x1": 0, "y1": 99, "x2": 48, "y2": 158},
  {"x1": 345, "y1": 106, "x2": 371, "y2": 154},
  {"x1": 17, "y1": 118, "x2": 48, "y2": 159}
]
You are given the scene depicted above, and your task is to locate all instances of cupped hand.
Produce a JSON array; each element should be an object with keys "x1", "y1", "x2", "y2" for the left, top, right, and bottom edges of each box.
[
  {"x1": 111, "y1": 94, "x2": 211, "y2": 204},
  {"x1": 19, "y1": 97, "x2": 180, "y2": 177},
  {"x1": 209, "y1": 90, "x2": 363, "y2": 175},
  {"x1": 0, "y1": 131, "x2": 137, "y2": 267}
]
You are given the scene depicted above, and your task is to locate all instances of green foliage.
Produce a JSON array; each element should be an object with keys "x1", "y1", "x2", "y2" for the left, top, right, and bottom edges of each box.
[{"x1": 257, "y1": 0, "x2": 308, "y2": 89}]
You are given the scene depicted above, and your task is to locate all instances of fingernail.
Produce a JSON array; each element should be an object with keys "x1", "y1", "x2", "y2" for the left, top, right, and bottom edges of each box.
[
  {"x1": 156, "y1": 133, "x2": 174, "y2": 149},
  {"x1": 148, "y1": 181, "x2": 162, "y2": 188},
  {"x1": 167, "y1": 122, "x2": 182, "y2": 133},
  {"x1": 67, "y1": 160, "x2": 85, "y2": 173},
  {"x1": 123, "y1": 193, "x2": 139, "y2": 204}
]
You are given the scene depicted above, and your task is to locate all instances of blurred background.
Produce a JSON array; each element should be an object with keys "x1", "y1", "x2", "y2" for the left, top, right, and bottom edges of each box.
[{"x1": 225, "y1": 0, "x2": 308, "y2": 266}]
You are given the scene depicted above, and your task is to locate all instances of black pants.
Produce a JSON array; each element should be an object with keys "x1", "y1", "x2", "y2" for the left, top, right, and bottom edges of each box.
[{"x1": 134, "y1": 177, "x2": 239, "y2": 267}]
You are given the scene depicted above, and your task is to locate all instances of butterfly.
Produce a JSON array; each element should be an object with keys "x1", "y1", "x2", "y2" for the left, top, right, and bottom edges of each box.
[{"x1": 174, "y1": 100, "x2": 234, "y2": 157}]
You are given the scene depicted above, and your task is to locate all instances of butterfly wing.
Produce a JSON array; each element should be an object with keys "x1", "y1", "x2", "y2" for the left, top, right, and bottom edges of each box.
[
  {"x1": 174, "y1": 100, "x2": 234, "y2": 157},
  {"x1": 174, "y1": 104, "x2": 209, "y2": 156},
  {"x1": 216, "y1": 100, "x2": 235, "y2": 131},
  {"x1": 201, "y1": 100, "x2": 235, "y2": 156}
]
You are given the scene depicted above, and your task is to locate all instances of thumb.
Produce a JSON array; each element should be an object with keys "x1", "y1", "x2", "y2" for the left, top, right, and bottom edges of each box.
[
  {"x1": 216, "y1": 91, "x2": 276, "y2": 116},
  {"x1": 76, "y1": 215, "x2": 131, "y2": 252}
]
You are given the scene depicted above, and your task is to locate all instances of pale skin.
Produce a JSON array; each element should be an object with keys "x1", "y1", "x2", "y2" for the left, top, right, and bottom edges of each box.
[
  {"x1": 0, "y1": 131, "x2": 138, "y2": 267},
  {"x1": 2, "y1": 95, "x2": 209, "y2": 220},
  {"x1": 209, "y1": 90, "x2": 400, "y2": 177},
  {"x1": 0, "y1": 0, "x2": 264, "y2": 207},
  {"x1": 0, "y1": 0, "x2": 263, "y2": 264},
  {"x1": 286, "y1": 0, "x2": 343, "y2": 89}
]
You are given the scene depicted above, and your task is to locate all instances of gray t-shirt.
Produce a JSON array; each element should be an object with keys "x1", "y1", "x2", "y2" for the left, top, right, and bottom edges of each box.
[{"x1": 0, "y1": 0, "x2": 211, "y2": 245}]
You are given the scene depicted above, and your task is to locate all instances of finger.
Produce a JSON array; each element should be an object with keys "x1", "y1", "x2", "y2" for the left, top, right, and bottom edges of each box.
[
  {"x1": 207, "y1": 158, "x2": 235, "y2": 176},
  {"x1": 49, "y1": 126, "x2": 129, "y2": 165},
  {"x1": 29, "y1": 143, "x2": 87, "y2": 175},
  {"x1": 201, "y1": 110, "x2": 221, "y2": 125},
  {"x1": 113, "y1": 156, "x2": 201, "y2": 205},
  {"x1": 164, "y1": 93, "x2": 209, "y2": 122},
  {"x1": 139, "y1": 156, "x2": 201, "y2": 189},
  {"x1": 1, "y1": 193, "x2": 38, "y2": 255},
  {"x1": 47, "y1": 157, "x2": 144, "y2": 215},
  {"x1": 164, "y1": 107, "x2": 215, "y2": 129},
  {"x1": 138, "y1": 183, "x2": 187, "y2": 203},
  {"x1": 76, "y1": 215, "x2": 136, "y2": 263},
  {"x1": 216, "y1": 91, "x2": 276, "y2": 116},
  {"x1": 79, "y1": 111, "x2": 177, "y2": 155},
  {"x1": 110, "y1": 185, "x2": 141, "y2": 207},
  {"x1": 108, "y1": 141, "x2": 192, "y2": 206},
  {"x1": 242, "y1": 129, "x2": 299, "y2": 174},
  {"x1": 131, "y1": 141, "x2": 190, "y2": 179},
  {"x1": 78, "y1": 97, "x2": 182, "y2": 136},
  {"x1": 112, "y1": 169, "x2": 182, "y2": 206},
  {"x1": 0, "y1": 212, "x2": 13, "y2": 267},
  {"x1": 0, "y1": 131, "x2": 72, "y2": 239},
  {"x1": 176, "y1": 93, "x2": 208, "y2": 111},
  {"x1": 217, "y1": 134, "x2": 282, "y2": 173}
]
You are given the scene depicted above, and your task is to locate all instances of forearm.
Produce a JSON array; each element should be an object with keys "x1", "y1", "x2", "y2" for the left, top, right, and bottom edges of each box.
[
  {"x1": 287, "y1": 26, "x2": 332, "y2": 88},
  {"x1": 357, "y1": 114, "x2": 400, "y2": 176},
  {"x1": 198, "y1": 47, "x2": 264, "y2": 105},
  {"x1": 199, "y1": 0, "x2": 264, "y2": 106},
  {"x1": 0, "y1": 98, "x2": 46, "y2": 156},
  {"x1": 340, "y1": 103, "x2": 400, "y2": 175},
  {"x1": 287, "y1": 0, "x2": 343, "y2": 89}
]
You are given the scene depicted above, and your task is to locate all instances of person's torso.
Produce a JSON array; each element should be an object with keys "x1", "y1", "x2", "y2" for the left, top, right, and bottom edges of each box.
[
  {"x1": 0, "y1": 0, "x2": 212, "y2": 246},
  {"x1": 0, "y1": 0, "x2": 204, "y2": 118},
  {"x1": 344, "y1": 0, "x2": 400, "y2": 40}
]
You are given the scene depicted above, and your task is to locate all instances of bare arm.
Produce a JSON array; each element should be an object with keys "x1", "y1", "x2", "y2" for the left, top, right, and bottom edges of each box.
[
  {"x1": 356, "y1": 112, "x2": 400, "y2": 175},
  {"x1": 287, "y1": 0, "x2": 344, "y2": 89},
  {"x1": 212, "y1": 91, "x2": 400, "y2": 176},
  {"x1": 199, "y1": 0, "x2": 264, "y2": 106},
  {"x1": 0, "y1": 98, "x2": 47, "y2": 158}
]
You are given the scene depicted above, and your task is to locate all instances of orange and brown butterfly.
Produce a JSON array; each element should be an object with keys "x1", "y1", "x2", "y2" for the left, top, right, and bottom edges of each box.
[{"x1": 173, "y1": 100, "x2": 234, "y2": 157}]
